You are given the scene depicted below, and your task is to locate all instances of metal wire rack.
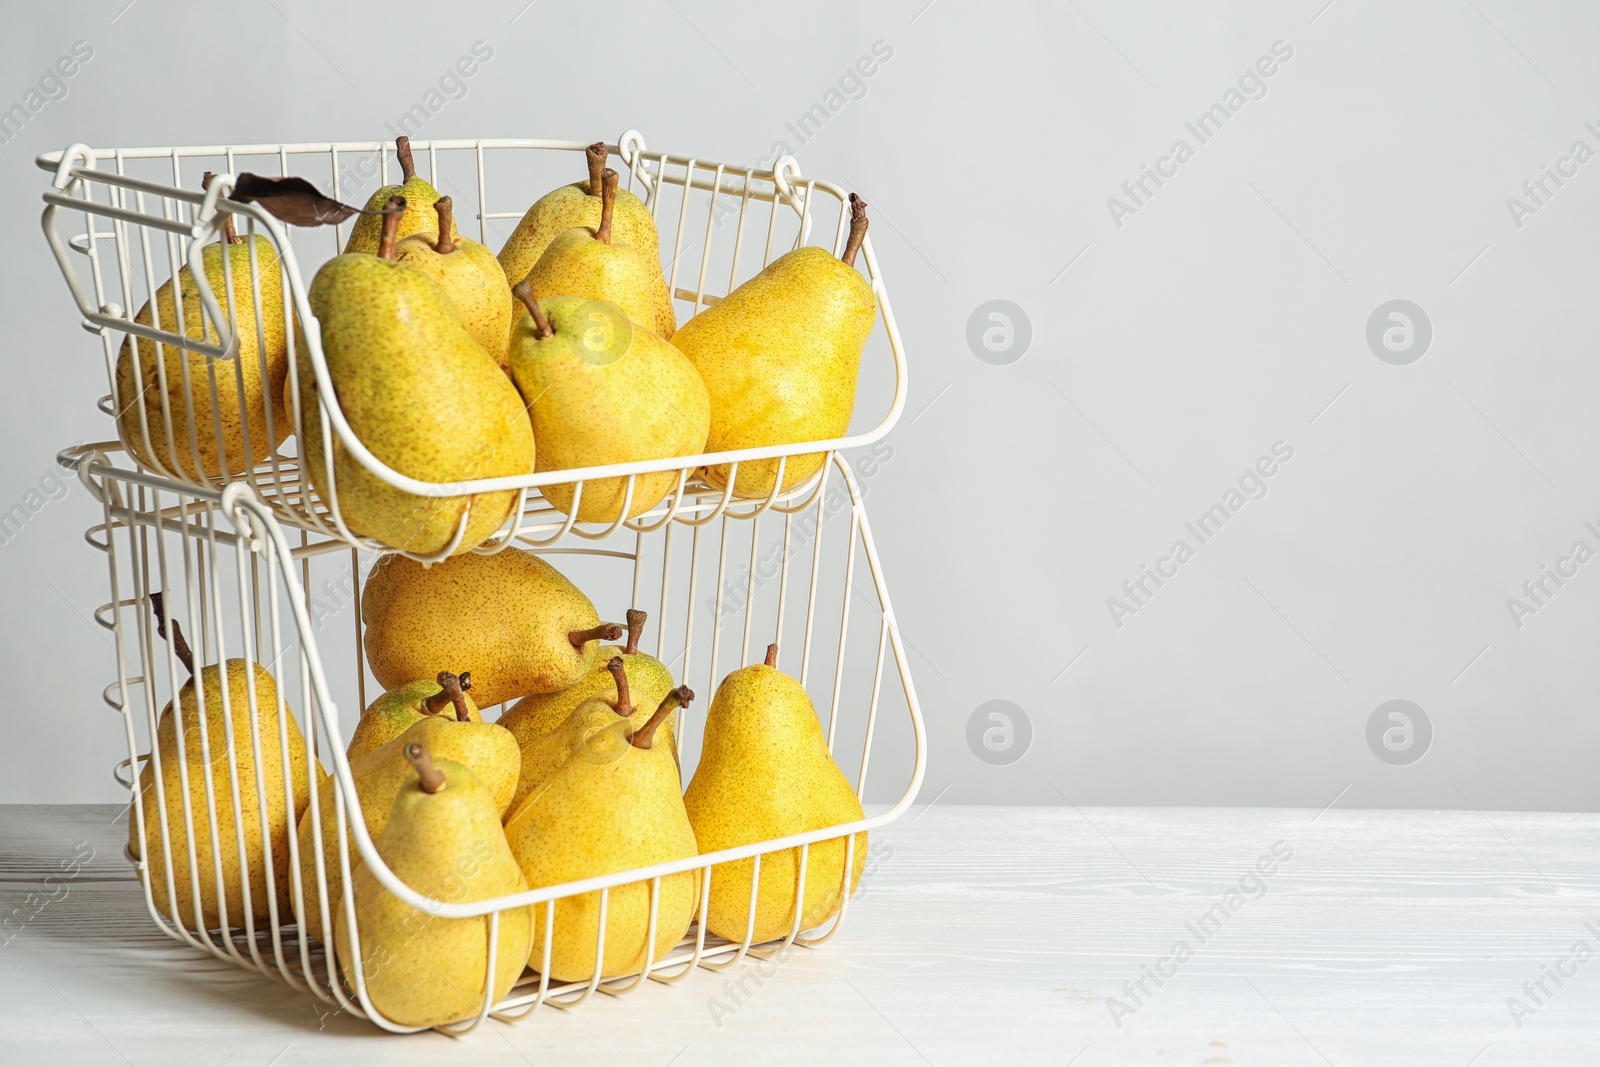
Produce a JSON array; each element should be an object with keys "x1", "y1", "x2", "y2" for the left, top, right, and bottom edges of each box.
[{"x1": 41, "y1": 131, "x2": 924, "y2": 1032}]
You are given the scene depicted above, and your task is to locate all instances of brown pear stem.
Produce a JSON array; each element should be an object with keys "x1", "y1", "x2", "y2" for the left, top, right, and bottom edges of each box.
[
  {"x1": 569, "y1": 622, "x2": 624, "y2": 649},
  {"x1": 842, "y1": 193, "x2": 868, "y2": 268},
  {"x1": 422, "y1": 670, "x2": 469, "y2": 720},
  {"x1": 202, "y1": 172, "x2": 241, "y2": 245},
  {"x1": 606, "y1": 656, "x2": 633, "y2": 716},
  {"x1": 396, "y1": 136, "x2": 415, "y2": 182},
  {"x1": 585, "y1": 142, "x2": 607, "y2": 194},
  {"x1": 595, "y1": 169, "x2": 618, "y2": 244},
  {"x1": 764, "y1": 643, "x2": 778, "y2": 668},
  {"x1": 376, "y1": 195, "x2": 405, "y2": 260},
  {"x1": 405, "y1": 742, "x2": 446, "y2": 793},
  {"x1": 433, "y1": 196, "x2": 456, "y2": 255},
  {"x1": 630, "y1": 687, "x2": 692, "y2": 750},
  {"x1": 512, "y1": 279, "x2": 554, "y2": 339},
  {"x1": 624, "y1": 608, "x2": 646, "y2": 656},
  {"x1": 149, "y1": 592, "x2": 196, "y2": 678}
]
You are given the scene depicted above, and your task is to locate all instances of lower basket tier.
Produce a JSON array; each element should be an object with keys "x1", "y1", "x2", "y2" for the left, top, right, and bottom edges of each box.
[{"x1": 71, "y1": 445, "x2": 925, "y2": 1031}]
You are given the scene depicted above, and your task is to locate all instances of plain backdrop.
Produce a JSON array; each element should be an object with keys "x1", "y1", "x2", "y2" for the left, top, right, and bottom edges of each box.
[{"x1": 4, "y1": 0, "x2": 1599, "y2": 811}]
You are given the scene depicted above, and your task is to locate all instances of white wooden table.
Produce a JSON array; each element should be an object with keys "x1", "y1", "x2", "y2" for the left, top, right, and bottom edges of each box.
[{"x1": 2, "y1": 804, "x2": 1596, "y2": 1065}]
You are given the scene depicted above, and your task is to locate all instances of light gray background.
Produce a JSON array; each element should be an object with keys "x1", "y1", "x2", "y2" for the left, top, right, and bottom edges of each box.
[{"x1": 4, "y1": 0, "x2": 1598, "y2": 810}]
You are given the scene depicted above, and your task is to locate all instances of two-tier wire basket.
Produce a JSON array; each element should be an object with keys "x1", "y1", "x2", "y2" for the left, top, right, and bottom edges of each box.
[{"x1": 38, "y1": 130, "x2": 925, "y2": 1032}]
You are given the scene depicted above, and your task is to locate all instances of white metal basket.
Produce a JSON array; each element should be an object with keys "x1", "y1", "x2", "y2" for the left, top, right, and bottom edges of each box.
[{"x1": 41, "y1": 132, "x2": 925, "y2": 1032}]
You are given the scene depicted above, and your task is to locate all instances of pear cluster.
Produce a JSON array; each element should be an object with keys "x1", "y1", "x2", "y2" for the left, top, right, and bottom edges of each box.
[
  {"x1": 112, "y1": 138, "x2": 878, "y2": 543},
  {"x1": 120, "y1": 137, "x2": 880, "y2": 1031},
  {"x1": 131, "y1": 562, "x2": 869, "y2": 1029}
]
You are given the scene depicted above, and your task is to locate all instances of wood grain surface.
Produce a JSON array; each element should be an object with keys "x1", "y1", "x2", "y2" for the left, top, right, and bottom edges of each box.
[{"x1": 1, "y1": 803, "x2": 1596, "y2": 1064}]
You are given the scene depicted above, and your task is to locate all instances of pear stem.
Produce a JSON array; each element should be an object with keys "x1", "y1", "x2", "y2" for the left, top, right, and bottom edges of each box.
[
  {"x1": 422, "y1": 670, "x2": 469, "y2": 720},
  {"x1": 433, "y1": 196, "x2": 456, "y2": 255},
  {"x1": 405, "y1": 743, "x2": 446, "y2": 793},
  {"x1": 569, "y1": 622, "x2": 624, "y2": 649},
  {"x1": 586, "y1": 141, "x2": 607, "y2": 194},
  {"x1": 202, "y1": 172, "x2": 241, "y2": 245},
  {"x1": 764, "y1": 642, "x2": 778, "y2": 668},
  {"x1": 842, "y1": 193, "x2": 868, "y2": 268},
  {"x1": 512, "y1": 279, "x2": 555, "y2": 339},
  {"x1": 376, "y1": 195, "x2": 406, "y2": 260},
  {"x1": 606, "y1": 656, "x2": 632, "y2": 717},
  {"x1": 149, "y1": 591, "x2": 196, "y2": 678},
  {"x1": 595, "y1": 169, "x2": 618, "y2": 244},
  {"x1": 631, "y1": 687, "x2": 692, "y2": 750},
  {"x1": 396, "y1": 136, "x2": 415, "y2": 182},
  {"x1": 624, "y1": 608, "x2": 646, "y2": 656}
]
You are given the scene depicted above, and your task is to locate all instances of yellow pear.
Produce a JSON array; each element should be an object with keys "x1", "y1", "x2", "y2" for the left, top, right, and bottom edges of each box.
[
  {"x1": 508, "y1": 288, "x2": 708, "y2": 523},
  {"x1": 497, "y1": 142, "x2": 676, "y2": 338},
  {"x1": 506, "y1": 653, "x2": 676, "y2": 813},
  {"x1": 343, "y1": 136, "x2": 442, "y2": 254},
  {"x1": 335, "y1": 746, "x2": 533, "y2": 1028},
  {"x1": 293, "y1": 709, "x2": 520, "y2": 943},
  {"x1": 396, "y1": 197, "x2": 514, "y2": 372},
  {"x1": 360, "y1": 548, "x2": 621, "y2": 708},
  {"x1": 115, "y1": 174, "x2": 289, "y2": 480},
  {"x1": 515, "y1": 169, "x2": 659, "y2": 333},
  {"x1": 346, "y1": 670, "x2": 480, "y2": 759},
  {"x1": 683, "y1": 644, "x2": 866, "y2": 944},
  {"x1": 296, "y1": 198, "x2": 534, "y2": 556},
  {"x1": 129, "y1": 597, "x2": 310, "y2": 931},
  {"x1": 501, "y1": 609, "x2": 674, "y2": 750},
  {"x1": 505, "y1": 688, "x2": 698, "y2": 981},
  {"x1": 672, "y1": 194, "x2": 877, "y2": 498}
]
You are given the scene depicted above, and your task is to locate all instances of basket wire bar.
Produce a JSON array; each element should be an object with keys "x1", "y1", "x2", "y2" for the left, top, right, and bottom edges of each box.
[{"x1": 47, "y1": 131, "x2": 924, "y2": 1032}]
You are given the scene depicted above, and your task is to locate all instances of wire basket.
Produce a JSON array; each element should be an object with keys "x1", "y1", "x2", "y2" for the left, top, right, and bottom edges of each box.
[{"x1": 41, "y1": 132, "x2": 925, "y2": 1032}]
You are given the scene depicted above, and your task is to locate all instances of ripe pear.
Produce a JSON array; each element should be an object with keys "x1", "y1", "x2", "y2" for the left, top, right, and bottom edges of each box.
[
  {"x1": 343, "y1": 136, "x2": 442, "y2": 255},
  {"x1": 335, "y1": 746, "x2": 533, "y2": 1028},
  {"x1": 294, "y1": 708, "x2": 520, "y2": 943},
  {"x1": 506, "y1": 653, "x2": 677, "y2": 813},
  {"x1": 361, "y1": 548, "x2": 621, "y2": 708},
  {"x1": 516, "y1": 169, "x2": 660, "y2": 333},
  {"x1": 129, "y1": 599, "x2": 310, "y2": 931},
  {"x1": 505, "y1": 688, "x2": 698, "y2": 982},
  {"x1": 672, "y1": 194, "x2": 877, "y2": 498},
  {"x1": 347, "y1": 670, "x2": 480, "y2": 760},
  {"x1": 497, "y1": 142, "x2": 676, "y2": 338},
  {"x1": 508, "y1": 287, "x2": 709, "y2": 522},
  {"x1": 684, "y1": 644, "x2": 866, "y2": 944},
  {"x1": 396, "y1": 197, "x2": 514, "y2": 372},
  {"x1": 296, "y1": 197, "x2": 534, "y2": 556},
  {"x1": 115, "y1": 174, "x2": 289, "y2": 480},
  {"x1": 500, "y1": 610, "x2": 674, "y2": 751}
]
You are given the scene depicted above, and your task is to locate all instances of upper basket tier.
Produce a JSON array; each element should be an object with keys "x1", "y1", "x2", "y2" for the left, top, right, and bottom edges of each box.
[{"x1": 37, "y1": 132, "x2": 909, "y2": 559}]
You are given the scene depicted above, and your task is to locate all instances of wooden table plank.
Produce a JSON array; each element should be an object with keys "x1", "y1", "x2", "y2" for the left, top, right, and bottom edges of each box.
[{"x1": 1, "y1": 804, "x2": 1596, "y2": 1064}]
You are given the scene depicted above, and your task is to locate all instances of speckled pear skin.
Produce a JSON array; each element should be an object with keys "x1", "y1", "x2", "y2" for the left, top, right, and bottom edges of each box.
[
  {"x1": 500, "y1": 650, "x2": 674, "y2": 753},
  {"x1": 346, "y1": 676, "x2": 483, "y2": 759},
  {"x1": 360, "y1": 549, "x2": 605, "y2": 707},
  {"x1": 130, "y1": 660, "x2": 311, "y2": 932},
  {"x1": 683, "y1": 658, "x2": 866, "y2": 944},
  {"x1": 672, "y1": 246, "x2": 876, "y2": 498},
  {"x1": 293, "y1": 714, "x2": 521, "y2": 944},
  {"x1": 519, "y1": 227, "x2": 659, "y2": 334},
  {"x1": 503, "y1": 712, "x2": 697, "y2": 981},
  {"x1": 115, "y1": 235, "x2": 289, "y2": 481},
  {"x1": 497, "y1": 177, "x2": 676, "y2": 338},
  {"x1": 296, "y1": 253, "x2": 533, "y2": 556},
  {"x1": 505, "y1": 698, "x2": 631, "y2": 814},
  {"x1": 334, "y1": 760, "x2": 533, "y2": 1029},
  {"x1": 396, "y1": 228, "x2": 514, "y2": 372},
  {"x1": 509, "y1": 296, "x2": 709, "y2": 523},
  {"x1": 344, "y1": 174, "x2": 440, "y2": 255}
]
